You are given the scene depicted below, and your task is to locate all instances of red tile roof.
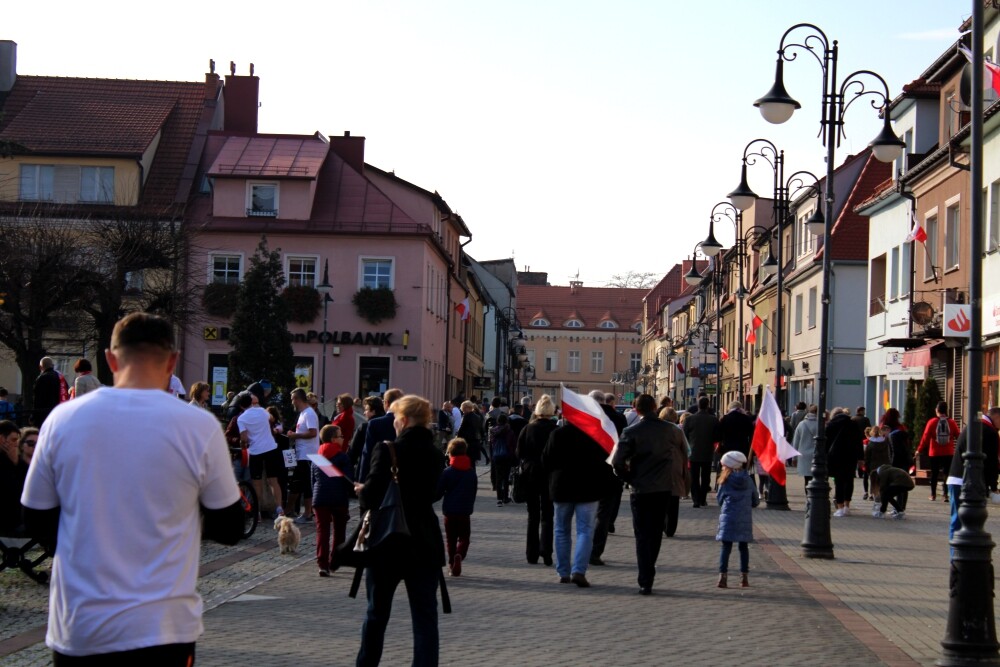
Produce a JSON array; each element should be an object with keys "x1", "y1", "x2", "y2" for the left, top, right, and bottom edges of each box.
[
  {"x1": 0, "y1": 75, "x2": 214, "y2": 208},
  {"x1": 826, "y1": 151, "x2": 892, "y2": 262},
  {"x1": 517, "y1": 284, "x2": 646, "y2": 332},
  {"x1": 207, "y1": 133, "x2": 329, "y2": 179}
]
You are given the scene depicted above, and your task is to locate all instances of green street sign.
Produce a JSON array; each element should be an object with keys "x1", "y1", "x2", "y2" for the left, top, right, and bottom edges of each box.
[{"x1": 835, "y1": 379, "x2": 861, "y2": 385}]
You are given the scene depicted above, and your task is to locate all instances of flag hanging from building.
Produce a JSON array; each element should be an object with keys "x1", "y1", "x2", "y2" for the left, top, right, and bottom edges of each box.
[
  {"x1": 720, "y1": 347, "x2": 730, "y2": 361},
  {"x1": 751, "y1": 388, "x2": 800, "y2": 486},
  {"x1": 958, "y1": 44, "x2": 1000, "y2": 94},
  {"x1": 560, "y1": 384, "x2": 618, "y2": 455},
  {"x1": 751, "y1": 313, "x2": 763, "y2": 330},
  {"x1": 905, "y1": 212, "x2": 927, "y2": 244},
  {"x1": 745, "y1": 324, "x2": 756, "y2": 345},
  {"x1": 455, "y1": 297, "x2": 471, "y2": 321},
  {"x1": 676, "y1": 360, "x2": 685, "y2": 375}
]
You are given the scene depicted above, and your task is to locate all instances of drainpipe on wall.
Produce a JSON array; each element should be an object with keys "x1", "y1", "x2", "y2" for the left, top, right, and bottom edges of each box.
[{"x1": 898, "y1": 189, "x2": 917, "y2": 339}]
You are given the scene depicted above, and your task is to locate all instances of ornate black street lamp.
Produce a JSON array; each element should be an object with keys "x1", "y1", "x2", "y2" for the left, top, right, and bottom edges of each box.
[
  {"x1": 938, "y1": 5, "x2": 998, "y2": 665},
  {"x1": 317, "y1": 259, "x2": 333, "y2": 405},
  {"x1": 755, "y1": 22, "x2": 904, "y2": 560}
]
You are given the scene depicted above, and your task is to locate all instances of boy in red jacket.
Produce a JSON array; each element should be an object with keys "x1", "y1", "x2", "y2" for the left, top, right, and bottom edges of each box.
[{"x1": 917, "y1": 401, "x2": 959, "y2": 502}]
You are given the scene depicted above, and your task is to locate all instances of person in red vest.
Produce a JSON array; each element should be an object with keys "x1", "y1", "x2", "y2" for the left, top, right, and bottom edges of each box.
[{"x1": 917, "y1": 401, "x2": 959, "y2": 502}]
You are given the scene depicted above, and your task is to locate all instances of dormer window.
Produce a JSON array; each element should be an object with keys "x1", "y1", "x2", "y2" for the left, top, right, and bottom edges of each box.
[
  {"x1": 632, "y1": 322, "x2": 642, "y2": 333},
  {"x1": 565, "y1": 319, "x2": 583, "y2": 328},
  {"x1": 531, "y1": 318, "x2": 550, "y2": 327},
  {"x1": 599, "y1": 320, "x2": 618, "y2": 329},
  {"x1": 248, "y1": 182, "x2": 278, "y2": 217}
]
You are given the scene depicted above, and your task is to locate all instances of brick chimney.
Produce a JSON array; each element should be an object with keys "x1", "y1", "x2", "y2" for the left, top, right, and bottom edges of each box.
[
  {"x1": 0, "y1": 41, "x2": 16, "y2": 96},
  {"x1": 223, "y1": 63, "x2": 259, "y2": 133},
  {"x1": 330, "y1": 131, "x2": 366, "y2": 173}
]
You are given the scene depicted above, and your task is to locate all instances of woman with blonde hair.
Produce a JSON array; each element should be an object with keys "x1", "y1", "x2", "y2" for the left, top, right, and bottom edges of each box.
[
  {"x1": 353, "y1": 394, "x2": 446, "y2": 665},
  {"x1": 515, "y1": 394, "x2": 558, "y2": 566}
]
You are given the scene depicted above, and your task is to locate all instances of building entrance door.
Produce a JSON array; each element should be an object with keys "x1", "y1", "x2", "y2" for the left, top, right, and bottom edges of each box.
[{"x1": 359, "y1": 356, "x2": 390, "y2": 398}]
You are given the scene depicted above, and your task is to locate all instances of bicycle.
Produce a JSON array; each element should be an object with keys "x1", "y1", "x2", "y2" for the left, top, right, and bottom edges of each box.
[{"x1": 230, "y1": 447, "x2": 259, "y2": 539}]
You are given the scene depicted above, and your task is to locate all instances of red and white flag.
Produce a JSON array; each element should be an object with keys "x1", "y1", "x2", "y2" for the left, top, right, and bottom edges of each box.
[
  {"x1": 455, "y1": 297, "x2": 471, "y2": 321},
  {"x1": 905, "y1": 212, "x2": 927, "y2": 244},
  {"x1": 745, "y1": 324, "x2": 756, "y2": 345},
  {"x1": 958, "y1": 44, "x2": 1000, "y2": 94},
  {"x1": 676, "y1": 360, "x2": 685, "y2": 375},
  {"x1": 719, "y1": 347, "x2": 730, "y2": 361},
  {"x1": 751, "y1": 313, "x2": 763, "y2": 330},
  {"x1": 560, "y1": 384, "x2": 618, "y2": 455},
  {"x1": 750, "y1": 388, "x2": 800, "y2": 486}
]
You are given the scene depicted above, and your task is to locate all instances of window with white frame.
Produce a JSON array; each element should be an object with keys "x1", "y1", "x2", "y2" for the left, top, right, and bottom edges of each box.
[
  {"x1": 889, "y1": 246, "x2": 900, "y2": 300},
  {"x1": 630, "y1": 352, "x2": 642, "y2": 372},
  {"x1": 532, "y1": 318, "x2": 550, "y2": 327},
  {"x1": 361, "y1": 258, "x2": 393, "y2": 289},
  {"x1": 565, "y1": 319, "x2": 583, "y2": 328},
  {"x1": 599, "y1": 320, "x2": 617, "y2": 329},
  {"x1": 794, "y1": 294, "x2": 803, "y2": 334},
  {"x1": 287, "y1": 256, "x2": 318, "y2": 287},
  {"x1": 900, "y1": 242, "x2": 911, "y2": 298},
  {"x1": 211, "y1": 254, "x2": 242, "y2": 284},
  {"x1": 807, "y1": 287, "x2": 817, "y2": 328},
  {"x1": 796, "y1": 211, "x2": 815, "y2": 257},
  {"x1": 568, "y1": 350, "x2": 581, "y2": 373},
  {"x1": 988, "y1": 180, "x2": 1000, "y2": 252},
  {"x1": 544, "y1": 350, "x2": 558, "y2": 372},
  {"x1": 80, "y1": 166, "x2": 114, "y2": 203},
  {"x1": 591, "y1": 351, "x2": 604, "y2": 374},
  {"x1": 19, "y1": 164, "x2": 54, "y2": 200},
  {"x1": 945, "y1": 203, "x2": 960, "y2": 269},
  {"x1": 925, "y1": 214, "x2": 938, "y2": 280},
  {"x1": 248, "y1": 182, "x2": 278, "y2": 217}
]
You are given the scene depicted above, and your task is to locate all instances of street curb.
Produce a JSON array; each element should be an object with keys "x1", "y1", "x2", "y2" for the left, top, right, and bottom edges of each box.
[{"x1": 757, "y1": 534, "x2": 922, "y2": 667}]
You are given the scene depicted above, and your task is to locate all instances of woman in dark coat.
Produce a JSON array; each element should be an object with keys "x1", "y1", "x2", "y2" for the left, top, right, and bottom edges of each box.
[
  {"x1": 515, "y1": 394, "x2": 559, "y2": 566},
  {"x1": 354, "y1": 395, "x2": 446, "y2": 667},
  {"x1": 826, "y1": 408, "x2": 865, "y2": 516}
]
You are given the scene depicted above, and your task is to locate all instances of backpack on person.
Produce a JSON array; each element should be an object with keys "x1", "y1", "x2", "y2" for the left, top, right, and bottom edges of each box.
[{"x1": 936, "y1": 417, "x2": 951, "y2": 446}]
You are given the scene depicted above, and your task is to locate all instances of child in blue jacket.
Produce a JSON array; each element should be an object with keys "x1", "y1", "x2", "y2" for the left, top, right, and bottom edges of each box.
[
  {"x1": 716, "y1": 450, "x2": 759, "y2": 589},
  {"x1": 436, "y1": 438, "x2": 478, "y2": 576},
  {"x1": 312, "y1": 424, "x2": 354, "y2": 576}
]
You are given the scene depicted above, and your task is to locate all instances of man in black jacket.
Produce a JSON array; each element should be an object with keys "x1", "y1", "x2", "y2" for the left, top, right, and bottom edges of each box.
[
  {"x1": 589, "y1": 392, "x2": 627, "y2": 566},
  {"x1": 718, "y1": 401, "x2": 755, "y2": 459},
  {"x1": 948, "y1": 408, "x2": 1000, "y2": 544},
  {"x1": 33, "y1": 357, "x2": 62, "y2": 427},
  {"x1": 612, "y1": 394, "x2": 687, "y2": 595},
  {"x1": 683, "y1": 396, "x2": 719, "y2": 507}
]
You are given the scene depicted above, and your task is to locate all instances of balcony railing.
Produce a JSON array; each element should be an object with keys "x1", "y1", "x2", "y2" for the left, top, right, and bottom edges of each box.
[{"x1": 247, "y1": 208, "x2": 277, "y2": 218}]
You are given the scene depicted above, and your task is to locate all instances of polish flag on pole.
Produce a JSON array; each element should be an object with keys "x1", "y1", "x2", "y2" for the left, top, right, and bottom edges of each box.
[
  {"x1": 676, "y1": 360, "x2": 685, "y2": 375},
  {"x1": 560, "y1": 384, "x2": 618, "y2": 455},
  {"x1": 745, "y1": 324, "x2": 756, "y2": 345},
  {"x1": 751, "y1": 313, "x2": 763, "y2": 330},
  {"x1": 751, "y1": 388, "x2": 800, "y2": 485},
  {"x1": 719, "y1": 347, "x2": 730, "y2": 361},
  {"x1": 455, "y1": 297, "x2": 471, "y2": 321},
  {"x1": 905, "y1": 212, "x2": 927, "y2": 244},
  {"x1": 958, "y1": 44, "x2": 1000, "y2": 94}
]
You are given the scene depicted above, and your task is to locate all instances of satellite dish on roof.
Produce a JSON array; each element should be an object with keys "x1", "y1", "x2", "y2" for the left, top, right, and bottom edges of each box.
[
  {"x1": 960, "y1": 63, "x2": 972, "y2": 107},
  {"x1": 912, "y1": 301, "x2": 935, "y2": 325}
]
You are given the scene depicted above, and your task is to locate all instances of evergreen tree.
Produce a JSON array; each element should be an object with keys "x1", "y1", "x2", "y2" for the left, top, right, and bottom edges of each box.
[
  {"x1": 903, "y1": 379, "x2": 919, "y2": 431},
  {"x1": 228, "y1": 237, "x2": 295, "y2": 398}
]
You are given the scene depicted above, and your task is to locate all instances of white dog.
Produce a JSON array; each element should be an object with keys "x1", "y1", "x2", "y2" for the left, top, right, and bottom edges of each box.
[{"x1": 274, "y1": 516, "x2": 301, "y2": 554}]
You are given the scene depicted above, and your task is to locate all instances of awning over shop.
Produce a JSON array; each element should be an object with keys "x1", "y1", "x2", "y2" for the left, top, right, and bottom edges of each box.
[{"x1": 901, "y1": 339, "x2": 945, "y2": 368}]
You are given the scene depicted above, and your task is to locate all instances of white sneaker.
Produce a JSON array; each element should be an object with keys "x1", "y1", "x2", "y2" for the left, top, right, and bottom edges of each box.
[
  {"x1": 891, "y1": 511, "x2": 906, "y2": 520},
  {"x1": 872, "y1": 510, "x2": 885, "y2": 518},
  {"x1": 833, "y1": 509, "x2": 846, "y2": 517},
  {"x1": 842, "y1": 507, "x2": 850, "y2": 516}
]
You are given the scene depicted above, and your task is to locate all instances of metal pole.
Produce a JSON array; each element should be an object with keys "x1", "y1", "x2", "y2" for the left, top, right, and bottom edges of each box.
[
  {"x1": 320, "y1": 295, "x2": 329, "y2": 404},
  {"x1": 938, "y1": 3, "x2": 999, "y2": 663},
  {"x1": 802, "y1": 39, "x2": 836, "y2": 560},
  {"x1": 716, "y1": 262, "x2": 722, "y2": 413},
  {"x1": 768, "y1": 152, "x2": 791, "y2": 510}
]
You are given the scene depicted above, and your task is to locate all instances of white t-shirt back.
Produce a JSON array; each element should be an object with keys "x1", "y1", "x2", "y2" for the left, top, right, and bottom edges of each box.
[
  {"x1": 20, "y1": 387, "x2": 239, "y2": 656},
  {"x1": 237, "y1": 406, "x2": 277, "y2": 455},
  {"x1": 294, "y1": 406, "x2": 320, "y2": 460}
]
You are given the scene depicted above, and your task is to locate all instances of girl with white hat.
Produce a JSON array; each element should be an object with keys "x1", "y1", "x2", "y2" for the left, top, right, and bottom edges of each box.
[{"x1": 715, "y1": 450, "x2": 760, "y2": 588}]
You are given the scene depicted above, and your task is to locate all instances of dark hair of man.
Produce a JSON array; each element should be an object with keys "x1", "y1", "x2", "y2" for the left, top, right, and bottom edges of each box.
[
  {"x1": 797, "y1": 401, "x2": 807, "y2": 410},
  {"x1": 606, "y1": 394, "x2": 616, "y2": 406},
  {"x1": 635, "y1": 394, "x2": 657, "y2": 416},
  {"x1": 364, "y1": 396, "x2": 385, "y2": 416},
  {"x1": 384, "y1": 388, "x2": 403, "y2": 407},
  {"x1": 698, "y1": 396, "x2": 711, "y2": 411},
  {"x1": 236, "y1": 392, "x2": 253, "y2": 409},
  {"x1": 0, "y1": 419, "x2": 19, "y2": 438},
  {"x1": 937, "y1": 401, "x2": 948, "y2": 415},
  {"x1": 497, "y1": 413, "x2": 508, "y2": 426},
  {"x1": 491, "y1": 396, "x2": 502, "y2": 408},
  {"x1": 290, "y1": 388, "x2": 307, "y2": 402},
  {"x1": 110, "y1": 312, "x2": 175, "y2": 359},
  {"x1": 0, "y1": 387, "x2": 7, "y2": 398}
]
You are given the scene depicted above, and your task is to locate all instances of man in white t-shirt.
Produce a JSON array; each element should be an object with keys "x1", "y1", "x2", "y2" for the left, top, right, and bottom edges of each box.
[
  {"x1": 286, "y1": 387, "x2": 319, "y2": 524},
  {"x1": 236, "y1": 392, "x2": 285, "y2": 518},
  {"x1": 21, "y1": 312, "x2": 242, "y2": 664}
]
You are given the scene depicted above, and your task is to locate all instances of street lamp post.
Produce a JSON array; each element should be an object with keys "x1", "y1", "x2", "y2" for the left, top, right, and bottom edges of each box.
[
  {"x1": 317, "y1": 259, "x2": 333, "y2": 405},
  {"x1": 755, "y1": 23, "x2": 905, "y2": 559},
  {"x1": 938, "y1": 6, "x2": 999, "y2": 665}
]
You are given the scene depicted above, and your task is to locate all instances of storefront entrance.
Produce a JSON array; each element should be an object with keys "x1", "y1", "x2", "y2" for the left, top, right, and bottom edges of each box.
[{"x1": 359, "y1": 356, "x2": 391, "y2": 398}]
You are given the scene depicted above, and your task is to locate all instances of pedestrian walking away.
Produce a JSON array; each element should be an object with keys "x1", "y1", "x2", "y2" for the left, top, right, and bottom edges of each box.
[
  {"x1": 612, "y1": 393, "x2": 688, "y2": 595},
  {"x1": 21, "y1": 312, "x2": 242, "y2": 664},
  {"x1": 715, "y1": 451, "x2": 759, "y2": 589},
  {"x1": 916, "y1": 401, "x2": 959, "y2": 501},
  {"x1": 683, "y1": 396, "x2": 720, "y2": 508},
  {"x1": 515, "y1": 394, "x2": 558, "y2": 566}
]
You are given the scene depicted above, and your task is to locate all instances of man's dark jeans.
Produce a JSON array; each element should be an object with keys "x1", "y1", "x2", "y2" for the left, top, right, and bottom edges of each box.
[
  {"x1": 630, "y1": 491, "x2": 669, "y2": 589},
  {"x1": 525, "y1": 487, "x2": 553, "y2": 563},
  {"x1": 690, "y1": 460, "x2": 712, "y2": 506},
  {"x1": 54, "y1": 643, "x2": 195, "y2": 666},
  {"x1": 591, "y1": 478, "x2": 624, "y2": 559}
]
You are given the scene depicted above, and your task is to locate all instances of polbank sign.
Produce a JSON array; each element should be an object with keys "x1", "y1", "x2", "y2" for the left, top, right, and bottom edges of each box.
[{"x1": 211, "y1": 328, "x2": 393, "y2": 345}]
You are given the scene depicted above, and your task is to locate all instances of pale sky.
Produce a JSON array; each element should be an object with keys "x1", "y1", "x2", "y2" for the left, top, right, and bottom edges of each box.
[{"x1": 6, "y1": 1, "x2": 969, "y2": 286}]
